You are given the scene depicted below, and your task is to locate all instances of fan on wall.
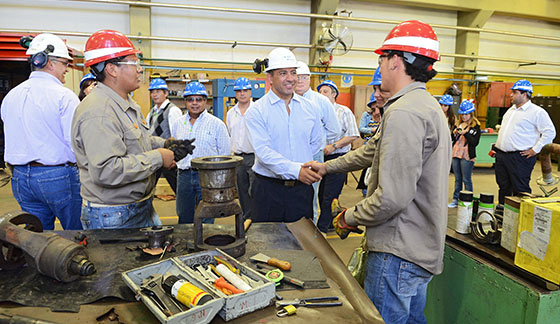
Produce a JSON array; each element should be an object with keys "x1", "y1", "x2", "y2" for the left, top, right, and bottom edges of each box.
[{"x1": 318, "y1": 22, "x2": 353, "y2": 56}]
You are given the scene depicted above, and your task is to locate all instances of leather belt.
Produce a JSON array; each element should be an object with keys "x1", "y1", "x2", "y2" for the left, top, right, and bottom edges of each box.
[
  {"x1": 234, "y1": 152, "x2": 254, "y2": 156},
  {"x1": 256, "y1": 173, "x2": 301, "y2": 187},
  {"x1": 28, "y1": 162, "x2": 77, "y2": 167}
]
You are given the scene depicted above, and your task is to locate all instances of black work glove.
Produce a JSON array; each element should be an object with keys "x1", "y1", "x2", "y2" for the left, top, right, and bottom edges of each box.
[{"x1": 164, "y1": 138, "x2": 196, "y2": 162}]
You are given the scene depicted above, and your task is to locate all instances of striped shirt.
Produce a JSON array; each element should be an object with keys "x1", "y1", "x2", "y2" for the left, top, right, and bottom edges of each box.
[
  {"x1": 327, "y1": 103, "x2": 360, "y2": 154},
  {"x1": 170, "y1": 109, "x2": 230, "y2": 169}
]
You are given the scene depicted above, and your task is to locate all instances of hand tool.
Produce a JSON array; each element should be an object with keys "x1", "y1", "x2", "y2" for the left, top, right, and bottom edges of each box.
[
  {"x1": 214, "y1": 255, "x2": 240, "y2": 274},
  {"x1": 276, "y1": 296, "x2": 342, "y2": 308},
  {"x1": 255, "y1": 265, "x2": 304, "y2": 288},
  {"x1": 159, "y1": 240, "x2": 171, "y2": 260},
  {"x1": 254, "y1": 267, "x2": 283, "y2": 286},
  {"x1": 249, "y1": 253, "x2": 291, "y2": 271},
  {"x1": 140, "y1": 274, "x2": 185, "y2": 316},
  {"x1": 194, "y1": 265, "x2": 243, "y2": 295}
]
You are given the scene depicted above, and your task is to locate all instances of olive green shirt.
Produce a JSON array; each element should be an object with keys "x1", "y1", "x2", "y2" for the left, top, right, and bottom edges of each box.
[
  {"x1": 72, "y1": 82, "x2": 165, "y2": 205},
  {"x1": 326, "y1": 82, "x2": 451, "y2": 275}
]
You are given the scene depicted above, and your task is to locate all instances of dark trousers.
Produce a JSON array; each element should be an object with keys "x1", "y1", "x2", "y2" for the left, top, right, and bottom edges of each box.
[
  {"x1": 235, "y1": 153, "x2": 255, "y2": 221},
  {"x1": 495, "y1": 150, "x2": 537, "y2": 204},
  {"x1": 251, "y1": 174, "x2": 313, "y2": 223},
  {"x1": 155, "y1": 168, "x2": 177, "y2": 194},
  {"x1": 318, "y1": 153, "x2": 347, "y2": 233}
]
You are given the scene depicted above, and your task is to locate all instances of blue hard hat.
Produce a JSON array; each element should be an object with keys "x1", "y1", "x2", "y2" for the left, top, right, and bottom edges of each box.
[
  {"x1": 368, "y1": 68, "x2": 382, "y2": 86},
  {"x1": 439, "y1": 94, "x2": 454, "y2": 106},
  {"x1": 234, "y1": 77, "x2": 252, "y2": 91},
  {"x1": 184, "y1": 81, "x2": 208, "y2": 97},
  {"x1": 367, "y1": 92, "x2": 377, "y2": 107},
  {"x1": 511, "y1": 79, "x2": 533, "y2": 94},
  {"x1": 458, "y1": 99, "x2": 475, "y2": 114},
  {"x1": 80, "y1": 73, "x2": 96, "y2": 88},
  {"x1": 149, "y1": 78, "x2": 168, "y2": 91},
  {"x1": 317, "y1": 80, "x2": 339, "y2": 97}
]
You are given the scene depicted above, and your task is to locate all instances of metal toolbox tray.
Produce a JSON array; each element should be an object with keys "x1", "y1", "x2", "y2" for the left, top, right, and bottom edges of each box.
[
  {"x1": 122, "y1": 258, "x2": 224, "y2": 324},
  {"x1": 176, "y1": 249, "x2": 276, "y2": 321}
]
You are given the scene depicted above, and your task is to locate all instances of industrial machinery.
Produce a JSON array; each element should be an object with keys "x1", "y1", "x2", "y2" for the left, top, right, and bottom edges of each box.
[
  {"x1": 191, "y1": 155, "x2": 246, "y2": 257},
  {"x1": 0, "y1": 211, "x2": 95, "y2": 282}
]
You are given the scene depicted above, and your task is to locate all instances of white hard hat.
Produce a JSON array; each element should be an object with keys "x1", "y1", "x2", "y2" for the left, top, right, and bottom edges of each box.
[
  {"x1": 26, "y1": 33, "x2": 72, "y2": 60},
  {"x1": 296, "y1": 61, "x2": 311, "y2": 75},
  {"x1": 264, "y1": 48, "x2": 297, "y2": 72}
]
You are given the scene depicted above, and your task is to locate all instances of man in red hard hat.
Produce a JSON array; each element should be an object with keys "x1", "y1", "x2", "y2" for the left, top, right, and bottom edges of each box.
[
  {"x1": 71, "y1": 30, "x2": 179, "y2": 229},
  {"x1": 306, "y1": 20, "x2": 451, "y2": 323}
]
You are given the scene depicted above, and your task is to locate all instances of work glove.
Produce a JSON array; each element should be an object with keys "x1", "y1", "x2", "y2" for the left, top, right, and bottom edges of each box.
[
  {"x1": 164, "y1": 138, "x2": 196, "y2": 162},
  {"x1": 333, "y1": 209, "x2": 363, "y2": 240}
]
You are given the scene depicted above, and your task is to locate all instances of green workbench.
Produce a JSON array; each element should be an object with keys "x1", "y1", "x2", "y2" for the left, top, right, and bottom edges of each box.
[
  {"x1": 475, "y1": 133, "x2": 498, "y2": 165},
  {"x1": 425, "y1": 234, "x2": 560, "y2": 323}
]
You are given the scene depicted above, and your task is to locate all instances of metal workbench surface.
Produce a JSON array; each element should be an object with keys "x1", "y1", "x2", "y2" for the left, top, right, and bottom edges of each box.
[{"x1": 0, "y1": 219, "x2": 382, "y2": 323}]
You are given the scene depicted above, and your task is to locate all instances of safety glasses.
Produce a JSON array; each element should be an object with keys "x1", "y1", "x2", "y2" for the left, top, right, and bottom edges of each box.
[
  {"x1": 113, "y1": 60, "x2": 142, "y2": 71},
  {"x1": 186, "y1": 97, "x2": 205, "y2": 103}
]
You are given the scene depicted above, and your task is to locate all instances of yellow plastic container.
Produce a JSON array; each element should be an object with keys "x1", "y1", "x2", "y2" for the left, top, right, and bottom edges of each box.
[{"x1": 515, "y1": 198, "x2": 560, "y2": 285}]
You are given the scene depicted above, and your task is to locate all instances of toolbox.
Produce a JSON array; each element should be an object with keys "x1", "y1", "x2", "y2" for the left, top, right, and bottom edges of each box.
[
  {"x1": 122, "y1": 249, "x2": 275, "y2": 323},
  {"x1": 177, "y1": 249, "x2": 276, "y2": 321}
]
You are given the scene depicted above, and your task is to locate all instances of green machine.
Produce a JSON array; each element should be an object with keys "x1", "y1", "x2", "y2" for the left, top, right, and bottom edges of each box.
[{"x1": 425, "y1": 234, "x2": 560, "y2": 324}]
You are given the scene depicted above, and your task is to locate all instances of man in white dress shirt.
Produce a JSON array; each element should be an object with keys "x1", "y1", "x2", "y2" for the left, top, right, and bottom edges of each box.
[
  {"x1": 245, "y1": 48, "x2": 323, "y2": 223},
  {"x1": 494, "y1": 79, "x2": 556, "y2": 205},
  {"x1": 226, "y1": 77, "x2": 255, "y2": 224},
  {"x1": 171, "y1": 81, "x2": 230, "y2": 224}
]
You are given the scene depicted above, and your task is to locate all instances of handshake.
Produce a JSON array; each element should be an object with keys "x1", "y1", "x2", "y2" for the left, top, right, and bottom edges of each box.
[
  {"x1": 299, "y1": 161, "x2": 326, "y2": 185},
  {"x1": 164, "y1": 138, "x2": 196, "y2": 162}
]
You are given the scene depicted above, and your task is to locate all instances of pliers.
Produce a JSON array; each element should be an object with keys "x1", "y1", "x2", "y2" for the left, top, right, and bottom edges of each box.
[{"x1": 276, "y1": 296, "x2": 342, "y2": 308}]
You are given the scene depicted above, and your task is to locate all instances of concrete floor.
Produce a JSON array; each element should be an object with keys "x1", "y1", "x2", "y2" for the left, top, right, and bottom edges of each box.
[{"x1": 0, "y1": 161, "x2": 555, "y2": 266}]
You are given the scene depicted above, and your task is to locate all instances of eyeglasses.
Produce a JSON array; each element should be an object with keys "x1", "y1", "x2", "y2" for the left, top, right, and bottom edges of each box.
[
  {"x1": 297, "y1": 75, "x2": 310, "y2": 80},
  {"x1": 113, "y1": 60, "x2": 142, "y2": 71},
  {"x1": 186, "y1": 97, "x2": 205, "y2": 103},
  {"x1": 377, "y1": 54, "x2": 390, "y2": 65},
  {"x1": 51, "y1": 58, "x2": 70, "y2": 67}
]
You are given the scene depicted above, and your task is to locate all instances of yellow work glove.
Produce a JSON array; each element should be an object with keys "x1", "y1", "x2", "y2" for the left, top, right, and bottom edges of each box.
[{"x1": 333, "y1": 209, "x2": 363, "y2": 240}]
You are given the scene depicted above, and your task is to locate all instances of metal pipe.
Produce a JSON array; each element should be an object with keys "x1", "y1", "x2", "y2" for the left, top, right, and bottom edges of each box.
[
  {"x1": 68, "y1": 0, "x2": 560, "y2": 42},
  {"x1": 3, "y1": 28, "x2": 560, "y2": 70}
]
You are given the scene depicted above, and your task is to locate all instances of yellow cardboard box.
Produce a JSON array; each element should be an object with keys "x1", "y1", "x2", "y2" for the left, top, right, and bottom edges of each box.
[{"x1": 515, "y1": 197, "x2": 560, "y2": 285}]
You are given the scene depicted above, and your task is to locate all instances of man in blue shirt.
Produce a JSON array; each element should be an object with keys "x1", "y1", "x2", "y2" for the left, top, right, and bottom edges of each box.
[
  {"x1": 1, "y1": 33, "x2": 82, "y2": 230},
  {"x1": 246, "y1": 48, "x2": 323, "y2": 222}
]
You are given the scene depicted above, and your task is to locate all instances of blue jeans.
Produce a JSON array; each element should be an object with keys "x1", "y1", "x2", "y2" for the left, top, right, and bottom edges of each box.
[
  {"x1": 177, "y1": 169, "x2": 213, "y2": 224},
  {"x1": 364, "y1": 252, "x2": 433, "y2": 324},
  {"x1": 81, "y1": 197, "x2": 161, "y2": 229},
  {"x1": 11, "y1": 165, "x2": 82, "y2": 230},
  {"x1": 452, "y1": 158, "x2": 474, "y2": 201}
]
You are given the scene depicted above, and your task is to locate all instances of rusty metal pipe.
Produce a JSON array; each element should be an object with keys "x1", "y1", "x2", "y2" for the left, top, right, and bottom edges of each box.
[
  {"x1": 287, "y1": 219, "x2": 384, "y2": 323},
  {"x1": 538, "y1": 143, "x2": 560, "y2": 186}
]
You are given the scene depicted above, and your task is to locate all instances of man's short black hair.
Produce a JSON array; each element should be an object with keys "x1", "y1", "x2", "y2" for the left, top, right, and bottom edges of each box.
[
  {"x1": 385, "y1": 50, "x2": 438, "y2": 82},
  {"x1": 90, "y1": 56, "x2": 127, "y2": 82}
]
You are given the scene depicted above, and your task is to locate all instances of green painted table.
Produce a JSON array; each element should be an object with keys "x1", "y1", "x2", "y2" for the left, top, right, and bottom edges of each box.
[
  {"x1": 426, "y1": 230, "x2": 560, "y2": 324},
  {"x1": 475, "y1": 133, "x2": 498, "y2": 165}
]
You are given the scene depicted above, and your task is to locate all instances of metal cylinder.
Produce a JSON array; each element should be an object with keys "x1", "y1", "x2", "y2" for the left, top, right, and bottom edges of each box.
[{"x1": 191, "y1": 155, "x2": 242, "y2": 203}]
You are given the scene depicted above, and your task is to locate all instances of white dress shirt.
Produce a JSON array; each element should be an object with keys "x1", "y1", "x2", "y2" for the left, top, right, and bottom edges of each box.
[
  {"x1": 302, "y1": 89, "x2": 340, "y2": 149},
  {"x1": 496, "y1": 100, "x2": 556, "y2": 153},
  {"x1": 170, "y1": 109, "x2": 231, "y2": 169},
  {"x1": 226, "y1": 102, "x2": 254, "y2": 154},
  {"x1": 328, "y1": 103, "x2": 360, "y2": 154},
  {"x1": 1, "y1": 71, "x2": 79, "y2": 165},
  {"x1": 246, "y1": 90, "x2": 323, "y2": 180},
  {"x1": 146, "y1": 99, "x2": 182, "y2": 130}
]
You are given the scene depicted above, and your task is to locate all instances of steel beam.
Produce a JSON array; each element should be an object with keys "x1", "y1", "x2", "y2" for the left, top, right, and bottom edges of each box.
[
  {"x1": 129, "y1": 0, "x2": 151, "y2": 115},
  {"x1": 454, "y1": 10, "x2": 493, "y2": 72}
]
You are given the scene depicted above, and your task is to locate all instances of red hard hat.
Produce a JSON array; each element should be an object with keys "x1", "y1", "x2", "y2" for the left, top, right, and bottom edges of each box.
[
  {"x1": 374, "y1": 20, "x2": 440, "y2": 61},
  {"x1": 84, "y1": 30, "x2": 141, "y2": 67}
]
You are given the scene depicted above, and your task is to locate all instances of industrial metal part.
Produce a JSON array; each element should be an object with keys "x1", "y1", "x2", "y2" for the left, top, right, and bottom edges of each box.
[
  {"x1": 191, "y1": 155, "x2": 246, "y2": 257},
  {"x1": 0, "y1": 211, "x2": 95, "y2": 282},
  {"x1": 470, "y1": 210, "x2": 502, "y2": 245},
  {"x1": 139, "y1": 225, "x2": 174, "y2": 249}
]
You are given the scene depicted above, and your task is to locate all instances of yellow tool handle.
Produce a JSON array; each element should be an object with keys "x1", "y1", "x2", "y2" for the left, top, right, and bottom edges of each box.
[{"x1": 268, "y1": 258, "x2": 291, "y2": 271}]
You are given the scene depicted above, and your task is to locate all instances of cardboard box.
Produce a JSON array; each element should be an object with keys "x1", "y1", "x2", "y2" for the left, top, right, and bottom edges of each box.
[
  {"x1": 514, "y1": 198, "x2": 560, "y2": 285},
  {"x1": 501, "y1": 196, "x2": 522, "y2": 253}
]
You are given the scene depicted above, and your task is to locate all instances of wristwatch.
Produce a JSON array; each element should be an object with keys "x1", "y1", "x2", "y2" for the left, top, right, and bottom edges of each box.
[{"x1": 332, "y1": 143, "x2": 338, "y2": 149}]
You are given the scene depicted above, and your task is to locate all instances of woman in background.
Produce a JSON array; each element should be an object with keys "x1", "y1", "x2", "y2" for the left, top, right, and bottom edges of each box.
[
  {"x1": 439, "y1": 94, "x2": 456, "y2": 134},
  {"x1": 449, "y1": 100, "x2": 481, "y2": 208},
  {"x1": 78, "y1": 73, "x2": 96, "y2": 101}
]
